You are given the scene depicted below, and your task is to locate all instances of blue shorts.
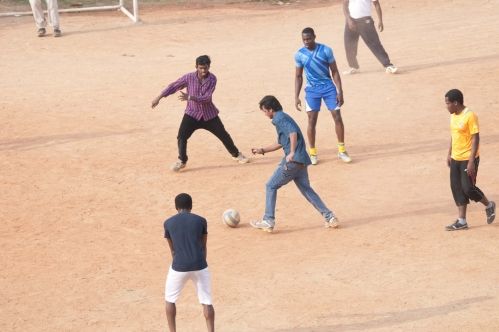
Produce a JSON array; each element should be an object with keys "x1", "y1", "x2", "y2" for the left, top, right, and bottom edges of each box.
[{"x1": 304, "y1": 84, "x2": 340, "y2": 112}]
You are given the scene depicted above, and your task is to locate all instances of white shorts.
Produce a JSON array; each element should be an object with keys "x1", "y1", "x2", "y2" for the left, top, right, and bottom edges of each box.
[{"x1": 164, "y1": 266, "x2": 212, "y2": 305}]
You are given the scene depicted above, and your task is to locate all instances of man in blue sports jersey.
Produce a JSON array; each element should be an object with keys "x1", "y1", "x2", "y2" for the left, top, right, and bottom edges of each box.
[{"x1": 295, "y1": 27, "x2": 351, "y2": 164}]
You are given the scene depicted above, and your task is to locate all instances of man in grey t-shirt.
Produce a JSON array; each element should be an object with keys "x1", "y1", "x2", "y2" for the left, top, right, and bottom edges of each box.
[{"x1": 163, "y1": 193, "x2": 215, "y2": 332}]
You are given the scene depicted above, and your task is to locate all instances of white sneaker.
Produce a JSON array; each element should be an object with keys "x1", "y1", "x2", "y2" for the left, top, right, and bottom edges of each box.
[
  {"x1": 232, "y1": 152, "x2": 249, "y2": 164},
  {"x1": 338, "y1": 152, "x2": 352, "y2": 163},
  {"x1": 385, "y1": 65, "x2": 398, "y2": 74},
  {"x1": 170, "y1": 160, "x2": 186, "y2": 172},
  {"x1": 325, "y1": 216, "x2": 340, "y2": 228},
  {"x1": 250, "y1": 219, "x2": 275, "y2": 233},
  {"x1": 310, "y1": 154, "x2": 318, "y2": 165},
  {"x1": 343, "y1": 67, "x2": 359, "y2": 75}
]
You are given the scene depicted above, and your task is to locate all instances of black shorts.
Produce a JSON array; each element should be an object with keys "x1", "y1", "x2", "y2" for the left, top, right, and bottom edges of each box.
[{"x1": 450, "y1": 158, "x2": 484, "y2": 205}]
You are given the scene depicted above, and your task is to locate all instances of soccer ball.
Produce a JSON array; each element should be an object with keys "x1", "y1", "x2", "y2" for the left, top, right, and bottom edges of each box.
[{"x1": 222, "y1": 209, "x2": 240, "y2": 228}]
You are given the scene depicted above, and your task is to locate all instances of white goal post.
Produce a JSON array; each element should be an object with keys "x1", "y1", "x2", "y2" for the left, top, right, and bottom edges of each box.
[{"x1": 0, "y1": 0, "x2": 139, "y2": 23}]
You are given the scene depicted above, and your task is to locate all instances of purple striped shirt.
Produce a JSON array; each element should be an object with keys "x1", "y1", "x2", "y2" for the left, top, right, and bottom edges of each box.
[{"x1": 161, "y1": 71, "x2": 219, "y2": 121}]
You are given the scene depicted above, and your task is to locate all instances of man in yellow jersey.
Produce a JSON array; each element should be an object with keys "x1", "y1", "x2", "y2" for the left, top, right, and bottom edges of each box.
[{"x1": 445, "y1": 89, "x2": 495, "y2": 231}]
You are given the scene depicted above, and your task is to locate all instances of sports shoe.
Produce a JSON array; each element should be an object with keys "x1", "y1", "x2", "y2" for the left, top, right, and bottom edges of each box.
[
  {"x1": 325, "y1": 216, "x2": 339, "y2": 228},
  {"x1": 310, "y1": 154, "x2": 318, "y2": 165},
  {"x1": 486, "y1": 201, "x2": 496, "y2": 224},
  {"x1": 343, "y1": 67, "x2": 359, "y2": 75},
  {"x1": 338, "y1": 152, "x2": 352, "y2": 163},
  {"x1": 37, "y1": 28, "x2": 46, "y2": 37},
  {"x1": 54, "y1": 28, "x2": 62, "y2": 37},
  {"x1": 170, "y1": 160, "x2": 186, "y2": 172},
  {"x1": 385, "y1": 65, "x2": 398, "y2": 74},
  {"x1": 250, "y1": 219, "x2": 274, "y2": 233},
  {"x1": 445, "y1": 220, "x2": 468, "y2": 231},
  {"x1": 232, "y1": 152, "x2": 249, "y2": 164}
]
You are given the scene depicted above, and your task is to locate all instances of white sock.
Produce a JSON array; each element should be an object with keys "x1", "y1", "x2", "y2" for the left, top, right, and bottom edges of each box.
[
  {"x1": 458, "y1": 218, "x2": 467, "y2": 225},
  {"x1": 487, "y1": 202, "x2": 494, "y2": 209}
]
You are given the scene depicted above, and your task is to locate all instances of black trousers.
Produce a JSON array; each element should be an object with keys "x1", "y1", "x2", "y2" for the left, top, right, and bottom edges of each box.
[
  {"x1": 450, "y1": 158, "x2": 485, "y2": 206},
  {"x1": 344, "y1": 16, "x2": 392, "y2": 69},
  {"x1": 177, "y1": 114, "x2": 239, "y2": 163}
]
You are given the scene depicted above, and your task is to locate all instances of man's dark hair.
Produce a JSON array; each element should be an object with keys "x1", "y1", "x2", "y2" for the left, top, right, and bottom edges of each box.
[
  {"x1": 302, "y1": 27, "x2": 315, "y2": 36},
  {"x1": 259, "y1": 95, "x2": 283, "y2": 112},
  {"x1": 445, "y1": 89, "x2": 464, "y2": 104},
  {"x1": 196, "y1": 55, "x2": 211, "y2": 66},
  {"x1": 175, "y1": 193, "x2": 192, "y2": 210}
]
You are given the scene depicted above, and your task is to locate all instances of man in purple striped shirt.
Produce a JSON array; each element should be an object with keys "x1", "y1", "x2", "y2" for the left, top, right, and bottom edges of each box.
[{"x1": 152, "y1": 55, "x2": 249, "y2": 172}]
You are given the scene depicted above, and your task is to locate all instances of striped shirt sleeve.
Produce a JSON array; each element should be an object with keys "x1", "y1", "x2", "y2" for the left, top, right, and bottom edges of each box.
[{"x1": 161, "y1": 74, "x2": 188, "y2": 97}]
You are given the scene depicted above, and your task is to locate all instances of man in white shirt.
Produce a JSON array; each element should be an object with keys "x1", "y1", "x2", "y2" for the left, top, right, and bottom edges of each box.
[{"x1": 342, "y1": 0, "x2": 396, "y2": 74}]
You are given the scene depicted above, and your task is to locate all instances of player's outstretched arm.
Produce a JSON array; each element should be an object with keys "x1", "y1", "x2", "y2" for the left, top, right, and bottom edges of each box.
[
  {"x1": 251, "y1": 143, "x2": 282, "y2": 156},
  {"x1": 151, "y1": 75, "x2": 188, "y2": 109},
  {"x1": 151, "y1": 95, "x2": 163, "y2": 108}
]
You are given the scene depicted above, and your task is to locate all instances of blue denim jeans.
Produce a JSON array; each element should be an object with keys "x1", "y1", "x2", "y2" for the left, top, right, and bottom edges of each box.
[{"x1": 264, "y1": 162, "x2": 333, "y2": 223}]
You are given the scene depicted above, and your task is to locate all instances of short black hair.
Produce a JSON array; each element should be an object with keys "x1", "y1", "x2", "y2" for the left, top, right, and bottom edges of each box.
[
  {"x1": 196, "y1": 55, "x2": 211, "y2": 67},
  {"x1": 302, "y1": 27, "x2": 315, "y2": 36},
  {"x1": 175, "y1": 193, "x2": 192, "y2": 210},
  {"x1": 259, "y1": 95, "x2": 283, "y2": 112},
  {"x1": 445, "y1": 89, "x2": 464, "y2": 104}
]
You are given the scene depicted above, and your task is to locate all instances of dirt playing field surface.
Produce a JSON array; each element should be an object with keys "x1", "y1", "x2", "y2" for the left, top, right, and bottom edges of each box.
[{"x1": 1, "y1": 0, "x2": 499, "y2": 331}]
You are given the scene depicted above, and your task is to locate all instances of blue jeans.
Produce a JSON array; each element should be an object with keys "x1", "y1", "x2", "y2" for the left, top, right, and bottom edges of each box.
[{"x1": 264, "y1": 162, "x2": 333, "y2": 223}]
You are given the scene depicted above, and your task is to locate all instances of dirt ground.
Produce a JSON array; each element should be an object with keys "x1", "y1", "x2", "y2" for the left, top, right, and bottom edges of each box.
[{"x1": 1, "y1": 0, "x2": 499, "y2": 331}]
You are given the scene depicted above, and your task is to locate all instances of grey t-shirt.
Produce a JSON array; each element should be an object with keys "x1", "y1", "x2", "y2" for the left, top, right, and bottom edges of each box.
[{"x1": 164, "y1": 212, "x2": 208, "y2": 272}]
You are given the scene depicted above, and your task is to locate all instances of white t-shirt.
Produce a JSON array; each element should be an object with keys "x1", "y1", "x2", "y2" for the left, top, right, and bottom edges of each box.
[{"x1": 349, "y1": 0, "x2": 376, "y2": 19}]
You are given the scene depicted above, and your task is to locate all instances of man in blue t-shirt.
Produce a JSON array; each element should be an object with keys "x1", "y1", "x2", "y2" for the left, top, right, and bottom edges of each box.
[
  {"x1": 295, "y1": 27, "x2": 351, "y2": 165},
  {"x1": 250, "y1": 95, "x2": 339, "y2": 233},
  {"x1": 163, "y1": 193, "x2": 215, "y2": 332}
]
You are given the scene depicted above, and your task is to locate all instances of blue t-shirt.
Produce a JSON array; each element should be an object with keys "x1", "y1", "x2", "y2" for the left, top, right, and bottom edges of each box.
[
  {"x1": 272, "y1": 111, "x2": 311, "y2": 166},
  {"x1": 164, "y1": 212, "x2": 208, "y2": 272},
  {"x1": 295, "y1": 43, "x2": 335, "y2": 88}
]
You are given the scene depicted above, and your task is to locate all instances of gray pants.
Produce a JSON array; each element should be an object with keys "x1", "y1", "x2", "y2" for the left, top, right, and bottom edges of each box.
[
  {"x1": 29, "y1": 0, "x2": 60, "y2": 29},
  {"x1": 344, "y1": 16, "x2": 392, "y2": 69}
]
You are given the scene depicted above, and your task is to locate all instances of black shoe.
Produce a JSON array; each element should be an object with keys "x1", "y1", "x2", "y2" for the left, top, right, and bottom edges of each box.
[
  {"x1": 486, "y1": 201, "x2": 496, "y2": 224},
  {"x1": 37, "y1": 28, "x2": 46, "y2": 37},
  {"x1": 54, "y1": 28, "x2": 62, "y2": 37},
  {"x1": 445, "y1": 220, "x2": 468, "y2": 231}
]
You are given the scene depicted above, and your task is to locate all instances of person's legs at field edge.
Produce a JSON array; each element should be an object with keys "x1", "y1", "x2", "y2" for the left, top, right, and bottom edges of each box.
[
  {"x1": 29, "y1": 0, "x2": 46, "y2": 29},
  {"x1": 293, "y1": 165, "x2": 334, "y2": 220},
  {"x1": 29, "y1": 0, "x2": 60, "y2": 35},
  {"x1": 46, "y1": 0, "x2": 60, "y2": 32}
]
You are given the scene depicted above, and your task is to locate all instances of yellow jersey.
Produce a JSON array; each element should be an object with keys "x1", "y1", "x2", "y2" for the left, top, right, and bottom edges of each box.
[{"x1": 450, "y1": 107, "x2": 479, "y2": 161}]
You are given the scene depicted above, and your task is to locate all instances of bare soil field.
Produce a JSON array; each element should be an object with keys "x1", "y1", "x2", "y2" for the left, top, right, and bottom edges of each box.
[{"x1": 1, "y1": 0, "x2": 499, "y2": 331}]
